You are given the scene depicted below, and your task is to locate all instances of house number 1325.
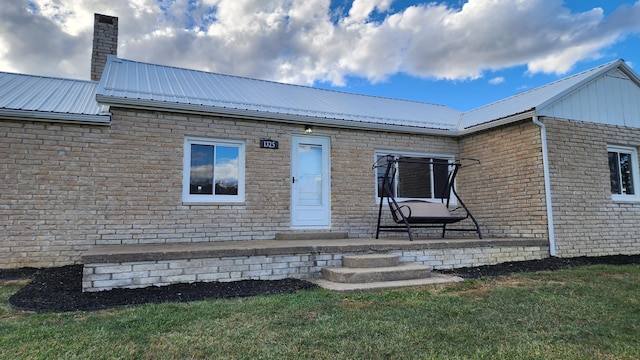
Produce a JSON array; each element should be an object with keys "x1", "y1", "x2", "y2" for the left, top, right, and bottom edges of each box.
[{"x1": 260, "y1": 140, "x2": 279, "y2": 149}]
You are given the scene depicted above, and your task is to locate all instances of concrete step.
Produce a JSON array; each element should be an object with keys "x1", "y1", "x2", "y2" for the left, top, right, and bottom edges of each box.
[
  {"x1": 311, "y1": 273, "x2": 464, "y2": 292},
  {"x1": 342, "y1": 254, "x2": 399, "y2": 268},
  {"x1": 322, "y1": 263, "x2": 432, "y2": 284}
]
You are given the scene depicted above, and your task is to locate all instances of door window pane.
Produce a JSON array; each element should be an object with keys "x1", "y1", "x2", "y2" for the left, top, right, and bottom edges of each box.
[{"x1": 297, "y1": 144, "x2": 322, "y2": 205}]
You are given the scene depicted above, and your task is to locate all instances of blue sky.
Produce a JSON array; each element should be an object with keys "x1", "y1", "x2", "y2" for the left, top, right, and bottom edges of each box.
[{"x1": 1, "y1": 0, "x2": 639, "y2": 111}]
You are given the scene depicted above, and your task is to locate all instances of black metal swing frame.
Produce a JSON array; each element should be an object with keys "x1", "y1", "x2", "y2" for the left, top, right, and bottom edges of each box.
[{"x1": 374, "y1": 156, "x2": 482, "y2": 241}]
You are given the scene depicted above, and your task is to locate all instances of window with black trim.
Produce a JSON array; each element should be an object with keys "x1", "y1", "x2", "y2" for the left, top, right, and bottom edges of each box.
[{"x1": 183, "y1": 137, "x2": 245, "y2": 203}]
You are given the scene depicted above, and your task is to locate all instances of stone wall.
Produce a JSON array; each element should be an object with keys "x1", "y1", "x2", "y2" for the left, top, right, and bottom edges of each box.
[
  {"x1": 1, "y1": 109, "x2": 460, "y2": 268},
  {"x1": 458, "y1": 120, "x2": 549, "y2": 239},
  {"x1": 1, "y1": 121, "x2": 112, "y2": 268},
  {"x1": 544, "y1": 117, "x2": 640, "y2": 256}
]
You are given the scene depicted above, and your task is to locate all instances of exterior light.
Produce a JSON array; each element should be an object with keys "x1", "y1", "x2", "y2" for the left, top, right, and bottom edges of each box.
[{"x1": 304, "y1": 125, "x2": 313, "y2": 134}]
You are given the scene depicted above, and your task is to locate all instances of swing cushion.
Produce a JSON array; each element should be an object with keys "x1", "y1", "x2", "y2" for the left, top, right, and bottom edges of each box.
[{"x1": 391, "y1": 200, "x2": 466, "y2": 224}]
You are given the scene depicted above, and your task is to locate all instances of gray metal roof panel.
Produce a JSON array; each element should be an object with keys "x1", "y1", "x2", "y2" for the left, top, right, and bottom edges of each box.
[
  {"x1": 460, "y1": 60, "x2": 623, "y2": 128},
  {"x1": 97, "y1": 56, "x2": 461, "y2": 130},
  {"x1": 0, "y1": 72, "x2": 108, "y2": 117}
]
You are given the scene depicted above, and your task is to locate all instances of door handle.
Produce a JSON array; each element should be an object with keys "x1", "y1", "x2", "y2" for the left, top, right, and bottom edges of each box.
[{"x1": 292, "y1": 177, "x2": 295, "y2": 183}]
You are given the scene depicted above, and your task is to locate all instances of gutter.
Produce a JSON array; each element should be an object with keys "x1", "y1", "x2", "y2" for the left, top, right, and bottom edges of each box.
[
  {"x1": 532, "y1": 115, "x2": 557, "y2": 256},
  {"x1": 0, "y1": 109, "x2": 111, "y2": 125}
]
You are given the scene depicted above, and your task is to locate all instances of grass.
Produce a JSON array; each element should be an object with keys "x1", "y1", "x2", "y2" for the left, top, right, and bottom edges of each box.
[{"x1": 1, "y1": 265, "x2": 639, "y2": 359}]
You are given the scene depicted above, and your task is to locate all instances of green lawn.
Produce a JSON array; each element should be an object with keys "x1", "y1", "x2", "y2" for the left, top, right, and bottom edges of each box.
[{"x1": 2, "y1": 265, "x2": 639, "y2": 359}]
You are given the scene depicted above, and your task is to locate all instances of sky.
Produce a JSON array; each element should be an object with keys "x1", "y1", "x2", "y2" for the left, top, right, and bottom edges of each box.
[{"x1": 1, "y1": 0, "x2": 639, "y2": 111}]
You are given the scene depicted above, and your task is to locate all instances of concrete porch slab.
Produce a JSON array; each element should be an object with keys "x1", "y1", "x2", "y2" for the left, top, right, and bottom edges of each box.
[{"x1": 82, "y1": 237, "x2": 549, "y2": 264}]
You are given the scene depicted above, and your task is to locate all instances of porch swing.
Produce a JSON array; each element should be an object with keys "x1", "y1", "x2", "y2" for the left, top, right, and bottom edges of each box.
[{"x1": 373, "y1": 156, "x2": 482, "y2": 241}]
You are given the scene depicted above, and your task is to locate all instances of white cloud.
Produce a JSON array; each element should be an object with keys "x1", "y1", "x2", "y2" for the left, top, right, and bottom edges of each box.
[
  {"x1": 346, "y1": 0, "x2": 393, "y2": 23},
  {"x1": 215, "y1": 160, "x2": 239, "y2": 185},
  {"x1": 489, "y1": 76, "x2": 505, "y2": 85},
  {"x1": 1, "y1": 0, "x2": 639, "y2": 84}
]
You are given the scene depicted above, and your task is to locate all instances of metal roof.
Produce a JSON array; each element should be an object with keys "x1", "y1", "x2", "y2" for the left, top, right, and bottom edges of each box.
[
  {"x1": 0, "y1": 72, "x2": 110, "y2": 124},
  {"x1": 459, "y1": 60, "x2": 625, "y2": 129},
  {"x1": 96, "y1": 56, "x2": 461, "y2": 133},
  {"x1": 4, "y1": 56, "x2": 636, "y2": 133}
]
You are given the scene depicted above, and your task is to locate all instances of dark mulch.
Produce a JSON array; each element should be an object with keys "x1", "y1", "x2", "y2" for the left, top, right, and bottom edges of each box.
[
  {"x1": 439, "y1": 254, "x2": 640, "y2": 278},
  {"x1": 3, "y1": 254, "x2": 640, "y2": 313},
  {"x1": 5, "y1": 265, "x2": 318, "y2": 312}
]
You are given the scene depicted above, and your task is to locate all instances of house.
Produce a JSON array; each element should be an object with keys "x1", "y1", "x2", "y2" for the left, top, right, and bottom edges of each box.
[{"x1": 2, "y1": 14, "x2": 639, "y2": 291}]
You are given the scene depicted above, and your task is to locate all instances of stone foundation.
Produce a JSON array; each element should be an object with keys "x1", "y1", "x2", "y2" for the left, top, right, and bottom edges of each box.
[{"x1": 82, "y1": 238, "x2": 549, "y2": 292}]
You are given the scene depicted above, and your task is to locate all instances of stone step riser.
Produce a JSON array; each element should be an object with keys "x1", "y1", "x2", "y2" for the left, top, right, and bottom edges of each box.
[{"x1": 322, "y1": 264, "x2": 432, "y2": 284}]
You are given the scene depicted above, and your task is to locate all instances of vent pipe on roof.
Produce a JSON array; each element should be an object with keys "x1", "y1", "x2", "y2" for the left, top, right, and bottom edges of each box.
[{"x1": 91, "y1": 13, "x2": 118, "y2": 81}]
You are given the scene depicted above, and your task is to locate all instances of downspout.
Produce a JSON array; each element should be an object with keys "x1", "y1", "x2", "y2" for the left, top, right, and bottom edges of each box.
[{"x1": 532, "y1": 116, "x2": 556, "y2": 256}]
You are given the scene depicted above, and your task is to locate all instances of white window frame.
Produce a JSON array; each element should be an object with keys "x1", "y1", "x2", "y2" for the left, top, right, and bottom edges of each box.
[
  {"x1": 182, "y1": 137, "x2": 245, "y2": 204},
  {"x1": 374, "y1": 150, "x2": 456, "y2": 203},
  {"x1": 608, "y1": 145, "x2": 640, "y2": 202}
]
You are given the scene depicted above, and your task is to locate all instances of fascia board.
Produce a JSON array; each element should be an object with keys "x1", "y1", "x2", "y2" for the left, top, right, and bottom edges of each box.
[
  {"x1": 615, "y1": 60, "x2": 640, "y2": 87},
  {"x1": 96, "y1": 95, "x2": 458, "y2": 136},
  {"x1": 0, "y1": 109, "x2": 111, "y2": 125}
]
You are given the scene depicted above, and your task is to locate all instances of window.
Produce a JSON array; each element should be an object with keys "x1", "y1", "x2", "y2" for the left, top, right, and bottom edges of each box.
[
  {"x1": 608, "y1": 145, "x2": 640, "y2": 202},
  {"x1": 375, "y1": 151, "x2": 455, "y2": 202},
  {"x1": 183, "y1": 137, "x2": 245, "y2": 203}
]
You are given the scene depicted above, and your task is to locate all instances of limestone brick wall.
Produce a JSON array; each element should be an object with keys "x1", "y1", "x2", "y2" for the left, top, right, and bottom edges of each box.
[
  {"x1": 544, "y1": 118, "x2": 640, "y2": 257},
  {"x1": 1, "y1": 121, "x2": 111, "y2": 268},
  {"x1": 458, "y1": 120, "x2": 549, "y2": 239},
  {"x1": 1, "y1": 109, "x2": 460, "y2": 268}
]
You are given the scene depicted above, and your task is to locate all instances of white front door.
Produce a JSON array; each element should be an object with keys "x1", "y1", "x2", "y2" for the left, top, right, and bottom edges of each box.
[{"x1": 291, "y1": 135, "x2": 331, "y2": 228}]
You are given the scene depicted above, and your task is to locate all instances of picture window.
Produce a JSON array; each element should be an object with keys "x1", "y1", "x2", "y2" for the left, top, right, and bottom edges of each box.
[{"x1": 183, "y1": 137, "x2": 245, "y2": 203}]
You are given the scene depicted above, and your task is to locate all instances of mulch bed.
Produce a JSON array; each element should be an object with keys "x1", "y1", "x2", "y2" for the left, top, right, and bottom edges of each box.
[
  {"x1": 3, "y1": 254, "x2": 640, "y2": 312},
  {"x1": 439, "y1": 254, "x2": 640, "y2": 278}
]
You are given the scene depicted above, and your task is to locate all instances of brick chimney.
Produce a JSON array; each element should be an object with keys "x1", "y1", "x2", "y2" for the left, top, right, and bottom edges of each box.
[{"x1": 91, "y1": 14, "x2": 118, "y2": 81}]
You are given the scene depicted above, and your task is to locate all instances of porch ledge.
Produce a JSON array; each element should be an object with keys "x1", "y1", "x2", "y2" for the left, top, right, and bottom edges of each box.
[{"x1": 82, "y1": 238, "x2": 548, "y2": 264}]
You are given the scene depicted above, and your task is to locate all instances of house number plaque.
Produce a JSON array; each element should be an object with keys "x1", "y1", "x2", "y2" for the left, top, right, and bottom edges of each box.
[{"x1": 260, "y1": 139, "x2": 279, "y2": 149}]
